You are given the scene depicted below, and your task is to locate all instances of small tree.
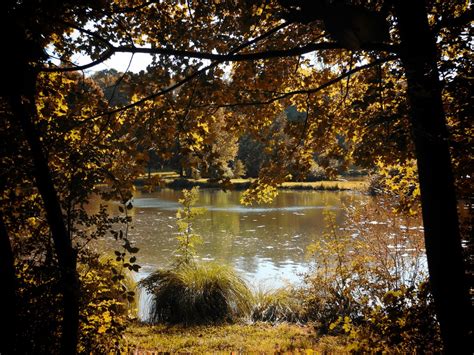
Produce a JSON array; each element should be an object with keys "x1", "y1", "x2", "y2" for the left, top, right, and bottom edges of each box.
[{"x1": 174, "y1": 187, "x2": 205, "y2": 267}]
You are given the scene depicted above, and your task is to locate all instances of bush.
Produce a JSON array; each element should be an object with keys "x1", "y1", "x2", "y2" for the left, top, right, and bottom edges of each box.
[
  {"x1": 306, "y1": 161, "x2": 327, "y2": 181},
  {"x1": 302, "y1": 200, "x2": 441, "y2": 352},
  {"x1": 343, "y1": 281, "x2": 442, "y2": 353},
  {"x1": 251, "y1": 287, "x2": 305, "y2": 323},
  {"x1": 140, "y1": 262, "x2": 252, "y2": 324},
  {"x1": 14, "y1": 256, "x2": 137, "y2": 354},
  {"x1": 78, "y1": 257, "x2": 137, "y2": 353},
  {"x1": 367, "y1": 173, "x2": 385, "y2": 196}
]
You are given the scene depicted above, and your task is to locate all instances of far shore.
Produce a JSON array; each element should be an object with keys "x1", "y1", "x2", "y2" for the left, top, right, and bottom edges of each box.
[{"x1": 133, "y1": 172, "x2": 368, "y2": 192}]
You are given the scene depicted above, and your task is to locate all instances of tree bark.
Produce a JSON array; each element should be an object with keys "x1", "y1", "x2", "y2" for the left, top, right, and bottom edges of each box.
[
  {"x1": 0, "y1": 212, "x2": 17, "y2": 354},
  {"x1": 395, "y1": 1, "x2": 472, "y2": 352},
  {"x1": 10, "y1": 91, "x2": 80, "y2": 355}
]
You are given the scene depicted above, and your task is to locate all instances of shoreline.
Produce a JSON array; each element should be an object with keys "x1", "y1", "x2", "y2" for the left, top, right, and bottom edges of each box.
[{"x1": 133, "y1": 174, "x2": 368, "y2": 192}]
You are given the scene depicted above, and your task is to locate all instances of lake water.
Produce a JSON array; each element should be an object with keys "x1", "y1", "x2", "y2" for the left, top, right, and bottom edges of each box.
[{"x1": 96, "y1": 189, "x2": 363, "y2": 288}]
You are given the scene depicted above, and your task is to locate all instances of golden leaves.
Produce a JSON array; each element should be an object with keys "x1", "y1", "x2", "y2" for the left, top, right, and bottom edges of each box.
[
  {"x1": 376, "y1": 159, "x2": 421, "y2": 215},
  {"x1": 240, "y1": 181, "x2": 278, "y2": 205}
]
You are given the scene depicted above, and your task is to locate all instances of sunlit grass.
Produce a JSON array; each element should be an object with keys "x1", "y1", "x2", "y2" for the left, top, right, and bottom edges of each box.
[
  {"x1": 124, "y1": 322, "x2": 347, "y2": 353},
  {"x1": 251, "y1": 287, "x2": 305, "y2": 323}
]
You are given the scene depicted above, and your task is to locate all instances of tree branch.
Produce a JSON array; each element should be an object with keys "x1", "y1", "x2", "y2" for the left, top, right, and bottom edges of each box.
[
  {"x1": 195, "y1": 56, "x2": 397, "y2": 109},
  {"x1": 41, "y1": 28, "x2": 397, "y2": 73},
  {"x1": 73, "y1": 21, "x2": 292, "y2": 122},
  {"x1": 112, "y1": 42, "x2": 341, "y2": 61},
  {"x1": 42, "y1": 49, "x2": 115, "y2": 72},
  {"x1": 56, "y1": 20, "x2": 114, "y2": 48}
]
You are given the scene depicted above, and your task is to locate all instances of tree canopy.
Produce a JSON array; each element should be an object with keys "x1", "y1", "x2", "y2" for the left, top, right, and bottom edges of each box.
[{"x1": 0, "y1": 0, "x2": 472, "y2": 353}]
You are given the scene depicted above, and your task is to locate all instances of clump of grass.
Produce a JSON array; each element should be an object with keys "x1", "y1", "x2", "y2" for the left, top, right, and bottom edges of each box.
[
  {"x1": 251, "y1": 287, "x2": 305, "y2": 323},
  {"x1": 140, "y1": 262, "x2": 252, "y2": 325}
]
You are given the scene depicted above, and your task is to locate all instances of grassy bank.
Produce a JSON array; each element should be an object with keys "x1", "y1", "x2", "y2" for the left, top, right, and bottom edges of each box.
[
  {"x1": 135, "y1": 172, "x2": 368, "y2": 192},
  {"x1": 279, "y1": 180, "x2": 367, "y2": 191},
  {"x1": 124, "y1": 322, "x2": 346, "y2": 353}
]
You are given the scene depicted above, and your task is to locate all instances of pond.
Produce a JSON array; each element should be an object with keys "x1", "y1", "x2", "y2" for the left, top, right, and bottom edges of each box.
[{"x1": 94, "y1": 188, "x2": 364, "y2": 288}]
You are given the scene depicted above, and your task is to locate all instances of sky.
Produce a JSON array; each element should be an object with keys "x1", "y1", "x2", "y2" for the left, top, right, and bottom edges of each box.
[{"x1": 75, "y1": 52, "x2": 153, "y2": 75}]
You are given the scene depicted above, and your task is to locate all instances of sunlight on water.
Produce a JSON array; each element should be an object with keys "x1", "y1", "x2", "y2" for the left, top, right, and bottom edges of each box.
[{"x1": 91, "y1": 189, "x2": 364, "y2": 320}]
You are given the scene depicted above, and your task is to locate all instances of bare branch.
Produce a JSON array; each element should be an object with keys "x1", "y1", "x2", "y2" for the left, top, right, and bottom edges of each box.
[{"x1": 116, "y1": 42, "x2": 397, "y2": 60}]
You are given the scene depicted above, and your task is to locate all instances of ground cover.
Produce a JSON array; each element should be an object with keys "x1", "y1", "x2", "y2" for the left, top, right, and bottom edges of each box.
[{"x1": 124, "y1": 322, "x2": 346, "y2": 353}]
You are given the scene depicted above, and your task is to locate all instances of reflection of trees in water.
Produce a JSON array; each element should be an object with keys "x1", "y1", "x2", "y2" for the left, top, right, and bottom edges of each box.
[
  {"x1": 234, "y1": 256, "x2": 266, "y2": 275},
  {"x1": 93, "y1": 189, "x2": 363, "y2": 279}
]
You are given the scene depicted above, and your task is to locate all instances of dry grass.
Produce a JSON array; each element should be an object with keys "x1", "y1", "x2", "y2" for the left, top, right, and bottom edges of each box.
[
  {"x1": 124, "y1": 322, "x2": 348, "y2": 353},
  {"x1": 139, "y1": 263, "x2": 252, "y2": 324}
]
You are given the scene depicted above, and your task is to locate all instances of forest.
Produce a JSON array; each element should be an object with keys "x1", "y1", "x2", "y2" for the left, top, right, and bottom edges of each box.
[{"x1": 0, "y1": 0, "x2": 472, "y2": 353}]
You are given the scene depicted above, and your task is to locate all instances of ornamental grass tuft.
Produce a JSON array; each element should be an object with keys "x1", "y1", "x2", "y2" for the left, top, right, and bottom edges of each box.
[{"x1": 140, "y1": 262, "x2": 252, "y2": 325}]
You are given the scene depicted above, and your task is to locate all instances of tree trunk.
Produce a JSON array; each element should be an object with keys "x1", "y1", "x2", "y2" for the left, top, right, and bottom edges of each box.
[
  {"x1": 395, "y1": 1, "x2": 472, "y2": 352},
  {"x1": 10, "y1": 91, "x2": 80, "y2": 355},
  {"x1": 0, "y1": 212, "x2": 17, "y2": 354}
]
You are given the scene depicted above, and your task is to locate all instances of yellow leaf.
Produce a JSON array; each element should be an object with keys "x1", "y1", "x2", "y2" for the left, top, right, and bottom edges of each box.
[{"x1": 97, "y1": 325, "x2": 107, "y2": 334}]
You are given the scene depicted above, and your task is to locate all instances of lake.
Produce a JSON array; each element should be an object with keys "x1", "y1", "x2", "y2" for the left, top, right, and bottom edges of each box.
[{"x1": 95, "y1": 188, "x2": 363, "y2": 288}]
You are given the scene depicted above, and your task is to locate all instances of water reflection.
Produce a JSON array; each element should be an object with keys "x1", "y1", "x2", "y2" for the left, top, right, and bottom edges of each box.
[{"x1": 94, "y1": 189, "x2": 363, "y2": 287}]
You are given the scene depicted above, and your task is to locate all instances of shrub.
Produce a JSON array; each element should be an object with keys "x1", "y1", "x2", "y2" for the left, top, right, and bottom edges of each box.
[
  {"x1": 78, "y1": 257, "x2": 137, "y2": 353},
  {"x1": 140, "y1": 262, "x2": 252, "y2": 324},
  {"x1": 343, "y1": 281, "x2": 442, "y2": 353},
  {"x1": 303, "y1": 211, "x2": 374, "y2": 333},
  {"x1": 139, "y1": 188, "x2": 251, "y2": 325},
  {"x1": 251, "y1": 287, "x2": 305, "y2": 323},
  {"x1": 306, "y1": 161, "x2": 327, "y2": 181},
  {"x1": 367, "y1": 173, "x2": 385, "y2": 196},
  {"x1": 302, "y1": 200, "x2": 441, "y2": 352},
  {"x1": 14, "y1": 256, "x2": 137, "y2": 354}
]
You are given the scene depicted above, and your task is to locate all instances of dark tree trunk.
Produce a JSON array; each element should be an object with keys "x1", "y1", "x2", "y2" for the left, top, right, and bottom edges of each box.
[
  {"x1": 10, "y1": 87, "x2": 80, "y2": 354},
  {"x1": 0, "y1": 212, "x2": 17, "y2": 354},
  {"x1": 395, "y1": 1, "x2": 472, "y2": 352}
]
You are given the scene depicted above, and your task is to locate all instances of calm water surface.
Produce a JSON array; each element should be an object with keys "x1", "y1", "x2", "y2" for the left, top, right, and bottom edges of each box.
[{"x1": 95, "y1": 189, "x2": 363, "y2": 288}]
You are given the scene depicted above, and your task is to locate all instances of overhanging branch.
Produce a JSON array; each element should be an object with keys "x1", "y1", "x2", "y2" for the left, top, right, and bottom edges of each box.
[
  {"x1": 73, "y1": 21, "x2": 293, "y2": 122},
  {"x1": 41, "y1": 26, "x2": 397, "y2": 73},
  {"x1": 195, "y1": 55, "x2": 398, "y2": 109},
  {"x1": 79, "y1": 55, "x2": 397, "y2": 125},
  {"x1": 42, "y1": 50, "x2": 115, "y2": 73}
]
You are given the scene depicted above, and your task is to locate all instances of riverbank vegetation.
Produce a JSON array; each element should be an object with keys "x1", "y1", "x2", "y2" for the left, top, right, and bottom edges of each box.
[{"x1": 127, "y1": 189, "x2": 440, "y2": 353}]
